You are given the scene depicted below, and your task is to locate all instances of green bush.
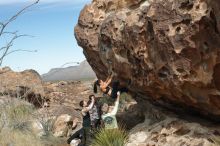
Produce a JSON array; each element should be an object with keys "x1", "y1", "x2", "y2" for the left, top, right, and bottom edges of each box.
[
  {"x1": 120, "y1": 93, "x2": 133, "y2": 103},
  {"x1": 99, "y1": 93, "x2": 133, "y2": 105},
  {"x1": 99, "y1": 95, "x2": 115, "y2": 106},
  {"x1": 91, "y1": 127, "x2": 128, "y2": 146}
]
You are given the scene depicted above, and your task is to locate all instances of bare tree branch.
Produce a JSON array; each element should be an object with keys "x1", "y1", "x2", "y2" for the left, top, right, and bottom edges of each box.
[
  {"x1": 0, "y1": 33, "x2": 34, "y2": 66},
  {"x1": 0, "y1": 22, "x2": 4, "y2": 28},
  {"x1": 0, "y1": 0, "x2": 39, "y2": 67},
  {"x1": 5, "y1": 49, "x2": 37, "y2": 56},
  {"x1": 0, "y1": 0, "x2": 40, "y2": 37},
  {"x1": 0, "y1": 46, "x2": 11, "y2": 52},
  {"x1": 1, "y1": 31, "x2": 18, "y2": 36}
]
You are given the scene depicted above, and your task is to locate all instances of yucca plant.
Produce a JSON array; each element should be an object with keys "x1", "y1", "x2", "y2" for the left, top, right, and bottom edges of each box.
[{"x1": 91, "y1": 127, "x2": 128, "y2": 146}]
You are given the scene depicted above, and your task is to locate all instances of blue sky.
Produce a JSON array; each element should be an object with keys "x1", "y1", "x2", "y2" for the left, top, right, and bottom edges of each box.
[{"x1": 0, "y1": 0, "x2": 91, "y2": 74}]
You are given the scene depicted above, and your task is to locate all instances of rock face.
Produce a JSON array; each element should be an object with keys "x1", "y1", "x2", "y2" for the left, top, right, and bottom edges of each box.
[
  {"x1": 125, "y1": 100, "x2": 220, "y2": 146},
  {"x1": 0, "y1": 67, "x2": 45, "y2": 107},
  {"x1": 75, "y1": 0, "x2": 220, "y2": 118}
]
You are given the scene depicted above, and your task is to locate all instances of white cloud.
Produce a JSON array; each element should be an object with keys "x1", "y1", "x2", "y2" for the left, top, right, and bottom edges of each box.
[{"x1": 0, "y1": 0, "x2": 91, "y2": 6}]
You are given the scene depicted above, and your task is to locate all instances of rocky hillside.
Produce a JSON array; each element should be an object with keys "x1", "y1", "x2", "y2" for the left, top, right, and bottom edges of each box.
[
  {"x1": 0, "y1": 67, "x2": 45, "y2": 107},
  {"x1": 42, "y1": 60, "x2": 96, "y2": 82},
  {"x1": 0, "y1": 68, "x2": 96, "y2": 145},
  {"x1": 75, "y1": 0, "x2": 220, "y2": 119}
]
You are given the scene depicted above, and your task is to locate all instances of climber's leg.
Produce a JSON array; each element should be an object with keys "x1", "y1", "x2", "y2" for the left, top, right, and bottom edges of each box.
[
  {"x1": 110, "y1": 80, "x2": 120, "y2": 99},
  {"x1": 119, "y1": 87, "x2": 129, "y2": 93}
]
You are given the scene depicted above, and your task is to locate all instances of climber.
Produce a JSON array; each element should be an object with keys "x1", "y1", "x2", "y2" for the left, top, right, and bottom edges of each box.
[
  {"x1": 79, "y1": 95, "x2": 95, "y2": 145},
  {"x1": 101, "y1": 91, "x2": 121, "y2": 129},
  {"x1": 93, "y1": 74, "x2": 128, "y2": 99}
]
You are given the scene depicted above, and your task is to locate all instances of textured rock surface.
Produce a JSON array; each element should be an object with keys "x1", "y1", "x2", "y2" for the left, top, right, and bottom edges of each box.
[
  {"x1": 0, "y1": 67, "x2": 45, "y2": 107},
  {"x1": 53, "y1": 114, "x2": 73, "y2": 137},
  {"x1": 75, "y1": 0, "x2": 220, "y2": 118},
  {"x1": 126, "y1": 116, "x2": 216, "y2": 146},
  {"x1": 126, "y1": 100, "x2": 220, "y2": 146}
]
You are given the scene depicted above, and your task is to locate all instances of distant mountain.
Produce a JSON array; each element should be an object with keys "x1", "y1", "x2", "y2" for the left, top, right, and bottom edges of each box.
[{"x1": 42, "y1": 60, "x2": 96, "y2": 81}]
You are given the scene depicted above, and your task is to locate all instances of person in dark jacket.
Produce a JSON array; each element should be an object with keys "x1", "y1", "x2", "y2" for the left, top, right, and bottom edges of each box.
[
  {"x1": 88, "y1": 95, "x2": 101, "y2": 132},
  {"x1": 79, "y1": 96, "x2": 95, "y2": 145}
]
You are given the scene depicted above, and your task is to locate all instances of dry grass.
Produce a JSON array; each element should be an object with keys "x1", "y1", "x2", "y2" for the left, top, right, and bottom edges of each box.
[
  {"x1": 0, "y1": 98, "x2": 63, "y2": 146},
  {"x1": 0, "y1": 130, "x2": 42, "y2": 146},
  {"x1": 0, "y1": 99, "x2": 42, "y2": 146},
  {"x1": 0, "y1": 99, "x2": 34, "y2": 131}
]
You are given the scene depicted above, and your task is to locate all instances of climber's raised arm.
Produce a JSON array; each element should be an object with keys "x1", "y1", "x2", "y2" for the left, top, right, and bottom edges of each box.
[
  {"x1": 104, "y1": 75, "x2": 113, "y2": 87},
  {"x1": 86, "y1": 95, "x2": 95, "y2": 111},
  {"x1": 110, "y1": 92, "x2": 120, "y2": 115},
  {"x1": 80, "y1": 95, "x2": 95, "y2": 113}
]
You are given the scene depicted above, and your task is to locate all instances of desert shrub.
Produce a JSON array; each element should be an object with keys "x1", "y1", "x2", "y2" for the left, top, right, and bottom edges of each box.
[
  {"x1": 91, "y1": 127, "x2": 128, "y2": 146},
  {"x1": 0, "y1": 99, "x2": 63, "y2": 146},
  {"x1": 0, "y1": 130, "x2": 42, "y2": 146},
  {"x1": 0, "y1": 99, "x2": 34, "y2": 131},
  {"x1": 98, "y1": 93, "x2": 134, "y2": 113},
  {"x1": 99, "y1": 93, "x2": 133, "y2": 104},
  {"x1": 120, "y1": 93, "x2": 133, "y2": 103},
  {"x1": 40, "y1": 118, "x2": 55, "y2": 136},
  {"x1": 40, "y1": 134, "x2": 66, "y2": 146},
  {"x1": 118, "y1": 93, "x2": 135, "y2": 112},
  {"x1": 99, "y1": 95, "x2": 115, "y2": 105},
  {"x1": 0, "y1": 100, "x2": 40, "y2": 146}
]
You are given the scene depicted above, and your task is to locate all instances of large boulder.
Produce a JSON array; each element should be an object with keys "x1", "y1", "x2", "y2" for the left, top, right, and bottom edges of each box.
[
  {"x1": 53, "y1": 114, "x2": 74, "y2": 137},
  {"x1": 0, "y1": 67, "x2": 45, "y2": 107},
  {"x1": 75, "y1": 0, "x2": 220, "y2": 118}
]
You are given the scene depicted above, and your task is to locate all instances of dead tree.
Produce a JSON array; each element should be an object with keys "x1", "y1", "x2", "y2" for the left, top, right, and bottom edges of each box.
[{"x1": 0, "y1": 0, "x2": 40, "y2": 66}]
